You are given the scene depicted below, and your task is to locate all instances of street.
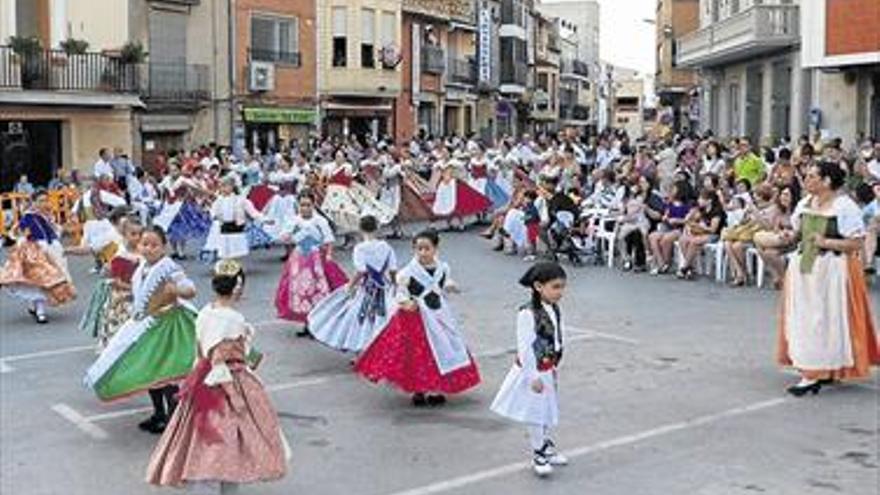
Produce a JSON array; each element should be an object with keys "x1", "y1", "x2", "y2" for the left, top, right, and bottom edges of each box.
[{"x1": 1, "y1": 233, "x2": 877, "y2": 495}]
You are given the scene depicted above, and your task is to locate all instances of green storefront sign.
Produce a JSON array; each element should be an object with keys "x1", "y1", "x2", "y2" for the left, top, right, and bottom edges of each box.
[{"x1": 243, "y1": 107, "x2": 316, "y2": 124}]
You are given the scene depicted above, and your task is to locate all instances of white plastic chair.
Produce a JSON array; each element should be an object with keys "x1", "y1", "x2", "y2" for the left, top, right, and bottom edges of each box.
[
  {"x1": 745, "y1": 246, "x2": 765, "y2": 288},
  {"x1": 594, "y1": 216, "x2": 618, "y2": 268},
  {"x1": 702, "y1": 242, "x2": 726, "y2": 282}
]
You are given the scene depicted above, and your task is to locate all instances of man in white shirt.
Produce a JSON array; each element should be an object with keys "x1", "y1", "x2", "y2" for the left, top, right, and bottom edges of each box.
[
  {"x1": 93, "y1": 148, "x2": 113, "y2": 178},
  {"x1": 867, "y1": 142, "x2": 880, "y2": 182}
]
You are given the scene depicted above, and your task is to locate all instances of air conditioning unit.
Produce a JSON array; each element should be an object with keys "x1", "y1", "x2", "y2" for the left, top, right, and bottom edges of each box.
[{"x1": 249, "y1": 61, "x2": 275, "y2": 92}]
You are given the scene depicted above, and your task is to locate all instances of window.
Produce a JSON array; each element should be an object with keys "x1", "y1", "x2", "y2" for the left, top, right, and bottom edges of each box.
[
  {"x1": 381, "y1": 12, "x2": 395, "y2": 46},
  {"x1": 361, "y1": 8, "x2": 375, "y2": 68},
  {"x1": 332, "y1": 7, "x2": 347, "y2": 67},
  {"x1": 251, "y1": 15, "x2": 299, "y2": 65},
  {"x1": 537, "y1": 73, "x2": 548, "y2": 91}
]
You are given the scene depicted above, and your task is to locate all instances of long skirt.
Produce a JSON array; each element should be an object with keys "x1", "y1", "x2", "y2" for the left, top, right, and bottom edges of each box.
[
  {"x1": 308, "y1": 284, "x2": 395, "y2": 353},
  {"x1": 84, "y1": 306, "x2": 197, "y2": 402},
  {"x1": 0, "y1": 241, "x2": 76, "y2": 306},
  {"x1": 275, "y1": 251, "x2": 348, "y2": 324},
  {"x1": 321, "y1": 184, "x2": 396, "y2": 233},
  {"x1": 166, "y1": 202, "x2": 211, "y2": 245},
  {"x1": 146, "y1": 359, "x2": 286, "y2": 486},
  {"x1": 777, "y1": 253, "x2": 879, "y2": 380},
  {"x1": 354, "y1": 309, "x2": 481, "y2": 394}
]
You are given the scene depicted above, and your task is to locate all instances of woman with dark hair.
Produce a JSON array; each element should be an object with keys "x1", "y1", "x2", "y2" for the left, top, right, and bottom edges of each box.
[
  {"x1": 355, "y1": 229, "x2": 480, "y2": 406},
  {"x1": 753, "y1": 185, "x2": 798, "y2": 289},
  {"x1": 676, "y1": 189, "x2": 726, "y2": 279},
  {"x1": 491, "y1": 262, "x2": 569, "y2": 477},
  {"x1": 778, "y1": 161, "x2": 879, "y2": 396},
  {"x1": 648, "y1": 180, "x2": 692, "y2": 275},
  {"x1": 148, "y1": 259, "x2": 287, "y2": 492}
]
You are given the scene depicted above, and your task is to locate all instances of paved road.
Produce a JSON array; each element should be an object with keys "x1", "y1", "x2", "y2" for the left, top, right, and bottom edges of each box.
[{"x1": 1, "y1": 232, "x2": 878, "y2": 495}]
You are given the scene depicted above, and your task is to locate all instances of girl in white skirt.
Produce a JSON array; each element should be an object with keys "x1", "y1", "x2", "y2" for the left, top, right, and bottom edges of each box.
[{"x1": 491, "y1": 261, "x2": 569, "y2": 477}]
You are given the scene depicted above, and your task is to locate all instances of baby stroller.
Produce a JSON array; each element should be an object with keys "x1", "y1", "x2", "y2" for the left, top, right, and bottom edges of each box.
[{"x1": 545, "y1": 208, "x2": 595, "y2": 266}]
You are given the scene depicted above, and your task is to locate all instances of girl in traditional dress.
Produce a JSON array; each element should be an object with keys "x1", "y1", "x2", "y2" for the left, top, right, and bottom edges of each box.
[
  {"x1": 80, "y1": 218, "x2": 143, "y2": 351},
  {"x1": 0, "y1": 190, "x2": 76, "y2": 323},
  {"x1": 202, "y1": 177, "x2": 269, "y2": 262},
  {"x1": 355, "y1": 229, "x2": 480, "y2": 406},
  {"x1": 309, "y1": 215, "x2": 398, "y2": 353},
  {"x1": 380, "y1": 154, "x2": 406, "y2": 239},
  {"x1": 74, "y1": 174, "x2": 127, "y2": 269},
  {"x1": 320, "y1": 150, "x2": 396, "y2": 237},
  {"x1": 275, "y1": 192, "x2": 348, "y2": 337},
  {"x1": 84, "y1": 226, "x2": 198, "y2": 434},
  {"x1": 146, "y1": 259, "x2": 287, "y2": 493},
  {"x1": 778, "y1": 161, "x2": 879, "y2": 396},
  {"x1": 262, "y1": 181, "x2": 299, "y2": 260},
  {"x1": 153, "y1": 162, "x2": 213, "y2": 260},
  {"x1": 491, "y1": 262, "x2": 569, "y2": 477},
  {"x1": 432, "y1": 160, "x2": 491, "y2": 231}
]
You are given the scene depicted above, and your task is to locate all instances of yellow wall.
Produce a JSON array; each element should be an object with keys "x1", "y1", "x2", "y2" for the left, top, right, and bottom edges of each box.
[
  {"x1": 318, "y1": 0, "x2": 401, "y2": 95},
  {"x1": 67, "y1": 0, "x2": 129, "y2": 50}
]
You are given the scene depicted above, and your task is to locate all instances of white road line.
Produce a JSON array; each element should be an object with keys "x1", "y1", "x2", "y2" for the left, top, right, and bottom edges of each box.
[
  {"x1": 567, "y1": 326, "x2": 640, "y2": 345},
  {"x1": 0, "y1": 344, "x2": 94, "y2": 363},
  {"x1": 51, "y1": 403, "x2": 109, "y2": 440},
  {"x1": 0, "y1": 361, "x2": 14, "y2": 373},
  {"x1": 384, "y1": 397, "x2": 788, "y2": 495},
  {"x1": 85, "y1": 406, "x2": 153, "y2": 423}
]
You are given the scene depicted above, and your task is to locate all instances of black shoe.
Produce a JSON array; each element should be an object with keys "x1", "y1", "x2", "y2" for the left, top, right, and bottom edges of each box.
[
  {"x1": 412, "y1": 393, "x2": 428, "y2": 407},
  {"x1": 138, "y1": 414, "x2": 166, "y2": 432},
  {"x1": 787, "y1": 381, "x2": 822, "y2": 397},
  {"x1": 492, "y1": 243, "x2": 504, "y2": 252},
  {"x1": 426, "y1": 394, "x2": 447, "y2": 406},
  {"x1": 295, "y1": 327, "x2": 312, "y2": 338},
  {"x1": 817, "y1": 378, "x2": 836, "y2": 386}
]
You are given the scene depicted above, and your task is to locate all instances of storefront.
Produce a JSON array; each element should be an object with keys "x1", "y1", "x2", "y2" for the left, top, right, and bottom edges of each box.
[
  {"x1": 242, "y1": 106, "x2": 317, "y2": 154},
  {"x1": 321, "y1": 99, "x2": 394, "y2": 142}
]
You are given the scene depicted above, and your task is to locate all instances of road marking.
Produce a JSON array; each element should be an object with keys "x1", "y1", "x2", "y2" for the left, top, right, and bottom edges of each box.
[
  {"x1": 51, "y1": 403, "x2": 109, "y2": 440},
  {"x1": 383, "y1": 397, "x2": 788, "y2": 495},
  {"x1": 0, "y1": 361, "x2": 13, "y2": 373},
  {"x1": 567, "y1": 326, "x2": 640, "y2": 345}
]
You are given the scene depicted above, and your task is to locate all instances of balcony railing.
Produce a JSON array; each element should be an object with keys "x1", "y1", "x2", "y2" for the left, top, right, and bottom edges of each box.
[
  {"x1": 249, "y1": 48, "x2": 301, "y2": 66},
  {"x1": 676, "y1": 4, "x2": 799, "y2": 68},
  {"x1": 143, "y1": 63, "x2": 210, "y2": 103},
  {"x1": 500, "y1": 62, "x2": 527, "y2": 88},
  {"x1": 559, "y1": 104, "x2": 590, "y2": 121},
  {"x1": 448, "y1": 57, "x2": 476, "y2": 85},
  {"x1": 421, "y1": 45, "x2": 446, "y2": 75},
  {"x1": 559, "y1": 88, "x2": 577, "y2": 108},
  {"x1": 0, "y1": 46, "x2": 139, "y2": 92},
  {"x1": 560, "y1": 58, "x2": 589, "y2": 78},
  {"x1": 501, "y1": 0, "x2": 524, "y2": 27}
]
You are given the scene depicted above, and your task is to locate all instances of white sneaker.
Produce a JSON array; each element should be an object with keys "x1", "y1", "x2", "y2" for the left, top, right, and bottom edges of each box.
[
  {"x1": 532, "y1": 452, "x2": 554, "y2": 477},
  {"x1": 543, "y1": 441, "x2": 569, "y2": 466}
]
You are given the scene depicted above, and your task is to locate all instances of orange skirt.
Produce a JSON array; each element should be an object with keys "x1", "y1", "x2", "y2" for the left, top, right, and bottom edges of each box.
[{"x1": 777, "y1": 255, "x2": 879, "y2": 380}]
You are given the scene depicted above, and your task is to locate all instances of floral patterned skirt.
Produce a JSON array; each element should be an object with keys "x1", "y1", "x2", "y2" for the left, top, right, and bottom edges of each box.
[{"x1": 275, "y1": 250, "x2": 348, "y2": 324}]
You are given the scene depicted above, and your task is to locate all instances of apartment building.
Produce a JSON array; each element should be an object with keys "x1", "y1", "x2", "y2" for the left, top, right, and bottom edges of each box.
[
  {"x1": 531, "y1": 11, "x2": 560, "y2": 134},
  {"x1": 234, "y1": 0, "x2": 317, "y2": 153},
  {"x1": 654, "y1": 0, "x2": 699, "y2": 133},
  {"x1": 317, "y1": 0, "x2": 401, "y2": 139}
]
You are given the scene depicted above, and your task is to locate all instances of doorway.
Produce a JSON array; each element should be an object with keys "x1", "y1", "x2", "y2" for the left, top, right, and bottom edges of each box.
[{"x1": 0, "y1": 120, "x2": 61, "y2": 192}]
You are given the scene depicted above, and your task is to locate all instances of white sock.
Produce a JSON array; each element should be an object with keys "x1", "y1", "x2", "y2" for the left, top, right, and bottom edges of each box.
[
  {"x1": 797, "y1": 378, "x2": 818, "y2": 387},
  {"x1": 34, "y1": 300, "x2": 46, "y2": 317},
  {"x1": 528, "y1": 425, "x2": 548, "y2": 452}
]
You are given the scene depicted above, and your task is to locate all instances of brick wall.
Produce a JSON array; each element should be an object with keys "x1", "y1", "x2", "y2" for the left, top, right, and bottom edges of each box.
[
  {"x1": 826, "y1": 0, "x2": 880, "y2": 56},
  {"x1": 236, "y1": 0, "x2": 317, "y2": 105},
  {"x1": 395, "y1": 15, "x2": 417, "y2": 143}
]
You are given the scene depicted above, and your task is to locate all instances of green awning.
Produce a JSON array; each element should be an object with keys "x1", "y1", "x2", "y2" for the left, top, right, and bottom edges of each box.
[{"x1": 243, "y1": 107, "x2": 316, "y2": 124}]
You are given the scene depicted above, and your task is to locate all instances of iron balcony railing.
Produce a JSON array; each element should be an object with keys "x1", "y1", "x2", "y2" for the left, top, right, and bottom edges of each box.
[
  {"x1": 143, "y1": 63, "x2": 210, "y2": 102},
  {"x1": 559, "y1": 104, "x2": 590, "y2": 121},
  {"x1": 421, "y1": 45, "x2": 446, "y2": 74},
  {"x1": 249, "y1": 48, "x2": 301, "y2": 66},
  {"x1": 561, "y1": 58, "x2": 589, "y2": 77},
  {"x1": 448, "y1": 57, "x2": 476, "y2": 84},
  {"x1": 0, "y1": 46, "x2": 139, "y2": 92},
  {"x1": 500, "y1": 62, "x2": 527, "y2": 87}
]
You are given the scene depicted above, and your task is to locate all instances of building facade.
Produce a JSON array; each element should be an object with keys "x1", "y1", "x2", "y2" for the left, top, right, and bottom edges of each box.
[
  {"x1": 654, "y1": 0, "x2": 699, "y2": 133},
  {"x1": 233, "y1": 0, "x2": 317, "y2": 154},
  {"x1": 530, "y1": 11, "x2": 561, "y2": 134},
  {"x1": 316, "y1": 0, "x2": 401, "y2": 140}
]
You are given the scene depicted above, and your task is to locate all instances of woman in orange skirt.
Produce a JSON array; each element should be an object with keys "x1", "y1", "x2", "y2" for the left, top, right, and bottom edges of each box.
[{"x1": 777, "y1": 161, "x2": 879, "y2": 396}]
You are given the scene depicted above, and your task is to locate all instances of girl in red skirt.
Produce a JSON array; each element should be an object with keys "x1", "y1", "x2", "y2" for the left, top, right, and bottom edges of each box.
[{"x1": 355, "y1": 229, "x2": 481, "y2": 406}]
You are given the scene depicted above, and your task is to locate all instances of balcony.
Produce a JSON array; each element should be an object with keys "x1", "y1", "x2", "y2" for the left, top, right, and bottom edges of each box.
[
  {"x1": 421, "y1": 45, "x2": 446, "y2": 75},
  {"x1": 249, "y1": 48, "x2": 301, "y2": 66},
  {"x1": 676, "y1": 4, "x2": 799, "y2": 68},
  {"x1": 0, "y1": 46, "x2": 139, "y2": 93},
  {"x1": 448, "y1": 57, "x2": 476, "y2": 85},
  {"x1": 559, "y1": 104, "x2": 590, "y2": 122},
  {"x1": 501, "y1": 0, "x2": 525, "y2": 27},
  {"x1": 143, "y1": 63, "x2": 210, "y2": 104},
  {"x1": 560, "y1": 58, "x2": 589, "y2": 78}
]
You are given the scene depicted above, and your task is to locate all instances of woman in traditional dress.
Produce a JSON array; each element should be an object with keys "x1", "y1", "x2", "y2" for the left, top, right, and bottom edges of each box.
[
  {"x1": 308, "y1": 215, "x2": 397, "y2": 353},
  {"x1": 0, "y1": 190, "x2": 76, "y2": 323},
  {"x1": 80, "y1": 218, "x2": 143, "y2": 351},
  {"x1": 397, "y1": 152, "x2": 436, "y2": 225},
  {"x1": 355, "y1": 229, "x2": 480, "y2": 406},
  {"x1": 379, "y1": 154, "x2": 406, "y2": 239},
  {"x1": 778, "y1": 161, "x2": 879, "y2": 396},
  {"x1": 432, "y1": 160, "x2": 491, "y2": 231},
  {"x1": 74, "y1": 174, "x2": 127, "y2": 268},
  {"x1": 153, "y1": 161, "x2": 213, "y2": 260},
  {"x1": 275, "y1": 192, "x2": 348, "y2": 337},
  {"x1": 320, "y1": 150, "x2": 395, "y2": 237},
  {"x1": 202, "y1": 177, "x2": 269, "y2": 263},
  {"x1": 84, "y1": 226, "x2": 198, "y2": 434},
  {"x1": 262, "y1": 181, "x2": 299, "y2": 260},
  {"x1": 491, "y1": 262, "x2": 569, "y2": 477},
  {"x1": 146, "y1": 259, "x2": 287, "y2": 493}
]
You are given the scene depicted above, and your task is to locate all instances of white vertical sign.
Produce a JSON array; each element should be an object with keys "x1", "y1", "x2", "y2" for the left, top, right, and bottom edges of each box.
[
  {"x1": 412, "y1": 23, "x2": 421, "y2": 105},
  {"x1": 478, "y1": 8, "x2": 492, "y2": 84}
]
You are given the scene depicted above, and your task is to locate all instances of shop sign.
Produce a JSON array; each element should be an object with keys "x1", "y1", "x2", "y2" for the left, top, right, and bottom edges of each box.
[{"x1": 243, "y1": 107, "x2": 317, "y2": 124}]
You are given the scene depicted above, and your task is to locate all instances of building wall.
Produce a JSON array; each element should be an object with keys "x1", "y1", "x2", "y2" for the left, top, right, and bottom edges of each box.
[
  {"x1": 317, "y1": 0, "x2": 401, "y2": 96},
  {"x1": 236, "y1": 0, "x2": 317, "y2": 105},
  {"x1": 0, "y1": 106, "x2": 133, "y2": 174},
  {"x1": 656, "y1": 0, "x2": 698, "y2": 90},
  {"x1": 67, "y1": 0, "x2": 129, "y2": 50},
  {"x1": 825, "y1": 0, "x2": 880, "y2": 57}
]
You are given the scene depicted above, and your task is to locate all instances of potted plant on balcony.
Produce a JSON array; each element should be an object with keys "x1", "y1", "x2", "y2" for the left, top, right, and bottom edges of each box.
[
  {"x1": 101, "y1": 41, "x2": 146, "y2": 91},
  {"x1": 8, "y1": 35, "x2": 44, "y2": 89},
  {"x1": 53, "y1": 38, "x2": 92, "y2": 87}
]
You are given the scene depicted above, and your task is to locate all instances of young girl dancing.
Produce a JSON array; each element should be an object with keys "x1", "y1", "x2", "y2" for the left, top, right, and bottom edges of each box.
[
  {"x1": 491, "y1": 261, "x2": 569, "y2": 477},
  {"x1": 355, "y1": 229, "x2": 480, "y2": 406}
]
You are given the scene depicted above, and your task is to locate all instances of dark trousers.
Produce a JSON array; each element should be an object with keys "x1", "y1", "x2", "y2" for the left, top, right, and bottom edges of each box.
[{"x1": 624, "y1": 229, "x2": 646, "y2": 268}]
